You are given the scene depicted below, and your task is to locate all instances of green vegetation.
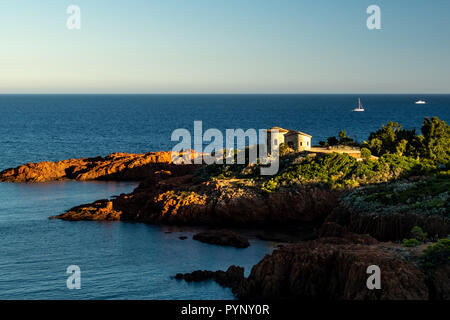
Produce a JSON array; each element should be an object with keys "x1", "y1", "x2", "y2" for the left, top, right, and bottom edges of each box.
[
  {"x1": 341, "y1": 172, "x2": 449, "y2": 218},
  {"x1": 261, "y1": 152, "x2": 437, "y2": 192},
  {"x1": 367, "y1": 121, "x2": 417, "y2": 156},
  {"x1": 360, "y1": 147, "x2": 371, "y2": 161},
  {"x1": 318, "y1": 117, "x2": 449, "y2": 163},
  {"x1": 363, "y1": 172, "x2": 449, "y2": 214},
  {"x1": 367, "y1": 117, "x2": 449, "y2": 165},
  {"x1": 195, "y1": 163, "x2": 252, "y2": 182},
  {"x1": 420, "y1": 239, "x2": 450, "y2": 268},
  {"x1": 402, "y1": 227, "x2": 428, "y2": 247},
  {"x1": 196, "y1": 151, "x2": 442, "y2": 197},
  {"x1": 279, "y1": 143, "x2": 294, "y2": 156},
  {"x1": 403, "y1": 238, "x2": 421, "y2": 247},
  {"x1": 411, "y1": 226, "x2": 428, "y2": 242},
  {"x1": 421, "y1": 117, "x2": 450, "y2": 164},
  {"x1": 319, "y1": 130, "x2": 359, "y2": 147}
]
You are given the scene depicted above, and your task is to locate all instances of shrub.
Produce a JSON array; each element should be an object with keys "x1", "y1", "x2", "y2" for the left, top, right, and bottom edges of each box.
[
  {"x1": 368, "y1": 121, "x2": 416, "y2": 156},
  {"x1": 411, "y1": 226, "x2": 428, "y2": 242},
  {"x1": 378, "y1": 154, "x2": 435, "y2": 176},
  {"x1": 279, "y1": 143, "x2": 294, "y2": 156},
  {"x1": 421, "y1": 117, "x2": 450, "y2": 164},
  {"x1": 420, "y1": 239, "x2": 450, "y2": 267},
  {"x1": 261, "y1": 180, "x2": 278, "y2": 193},
  {"x1": 327, "y1": 136, "x2": 339, "y2": 146},
  {"x1": 360, "y1": 148, "x2": 371, "y2": 161},
  {"x1": 402, "y1": 238, "x2": 421, "y2": 247}
]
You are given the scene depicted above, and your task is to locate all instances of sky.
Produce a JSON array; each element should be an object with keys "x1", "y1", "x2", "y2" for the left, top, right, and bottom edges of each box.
[{"x1": 0, "y1": 0, "x2": 449, "y2": 94}]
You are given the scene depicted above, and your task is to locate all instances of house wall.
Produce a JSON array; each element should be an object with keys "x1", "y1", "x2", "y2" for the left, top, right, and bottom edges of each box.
[
  {"x1": 285, "y1": 134, "x2": 311, "y2": 151},
  {"x1": 267, "y1": 129, "x2": 312, "y2": 153},
  {"x1": 284, "y1": 134, "x2": 299, "y2": 150},
  {"x1": 300, "y1": 135, "x2": 312, "y2": 151},
  {"x1": 266, "y1": 131, "x2": 285, "y2": 154}
]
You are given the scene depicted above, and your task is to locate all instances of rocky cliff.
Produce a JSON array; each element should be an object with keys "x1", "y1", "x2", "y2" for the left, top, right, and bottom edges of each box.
[
  {"x1": 235, "y1": 237, "x2": 430, "y2": 300},
  {"x1": 51, "y1": 173, "x2": 341, "y2": 226}
]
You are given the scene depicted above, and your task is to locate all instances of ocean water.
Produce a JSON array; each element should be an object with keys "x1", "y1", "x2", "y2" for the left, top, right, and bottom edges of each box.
[
  {"x1": 0, "y1": 94, "x2": 449, "y2": 299},
  {"x1": 1, "y1": 94, "x2": 449, "y2": 169},
  {"x1": 0, "y1": 181, "x2": 275, "y2": 300}
]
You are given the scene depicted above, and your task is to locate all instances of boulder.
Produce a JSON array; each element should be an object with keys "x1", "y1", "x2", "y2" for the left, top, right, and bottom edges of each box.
[
  {"x1": 193, "y1": 230, "x2": 250, "y2": 248},
  {"x1": 175, "y1": 266, "x2": 245, "y2": 290}
]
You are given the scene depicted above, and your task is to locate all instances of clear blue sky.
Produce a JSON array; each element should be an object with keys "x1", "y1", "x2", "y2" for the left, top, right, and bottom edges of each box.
[{"x1": 1, "y1": 0, "x2": 449, "y2": 93}]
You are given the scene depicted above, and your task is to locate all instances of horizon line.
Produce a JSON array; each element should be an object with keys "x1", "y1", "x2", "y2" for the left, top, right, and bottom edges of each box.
[{"x1": 0, "y1": 93, "x2": 449, "y2": 95}]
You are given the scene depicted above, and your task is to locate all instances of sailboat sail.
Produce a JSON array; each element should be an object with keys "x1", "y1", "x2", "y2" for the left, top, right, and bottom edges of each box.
[{"x1": 353, "y1": 98, "x2": 365, "y2": 112}]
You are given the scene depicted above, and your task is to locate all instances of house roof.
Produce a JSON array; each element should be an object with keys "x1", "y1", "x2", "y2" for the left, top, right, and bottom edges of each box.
[
  {"x1": 266, "y1": 127, "x2": 289, "y2": 133},
  {"x1": 284, "y1": 130, "x2": 312, "y2": 138},
  {"x1": 267, "y1": 127, "x2": 312, "y2": 137}
]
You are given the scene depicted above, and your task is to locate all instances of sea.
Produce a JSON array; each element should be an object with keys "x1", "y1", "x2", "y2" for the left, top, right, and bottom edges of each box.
[{"x1": 0, "y1": 94, "x2": 449, "y2": 299}]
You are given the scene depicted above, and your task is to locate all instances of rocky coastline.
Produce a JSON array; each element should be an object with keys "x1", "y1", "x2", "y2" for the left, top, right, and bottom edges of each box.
[
  {"x1": 1, "y1": 149, "x2": 449, "y2": 300},
  {"x1": 175, "y1": 223, "x2": 449, "y2": 300}
]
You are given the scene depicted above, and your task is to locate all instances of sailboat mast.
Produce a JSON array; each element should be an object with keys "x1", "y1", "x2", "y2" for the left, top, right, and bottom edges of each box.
[{"x1": 353, "y1": 97, "x2": 365, "y2": 111}]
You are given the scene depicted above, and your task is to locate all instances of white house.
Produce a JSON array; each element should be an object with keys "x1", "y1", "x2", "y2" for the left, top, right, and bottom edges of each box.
[{"x1": 266, "y1": 127, "x2": 312, "y2": 153}]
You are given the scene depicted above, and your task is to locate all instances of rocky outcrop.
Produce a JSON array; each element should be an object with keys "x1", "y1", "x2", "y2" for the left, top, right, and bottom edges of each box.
[
  {"x1": 175, "y1": 266, "x2": 244, "y2": 290},
  {"x1": 51, "y1": 175, "x2": 340, "y2": 226},
  {"x1": 327, "y1": 204, "x2": 450, "y2": 242},
  {"x1": 0, "y1": 151, "x2": 198, "y2": 182},
  {"x1": 234, "y1": 237, "x2": 430, "y2": 300},
  {"x1": 193, "y1": 230, "x2": 250, "y2": 248}
]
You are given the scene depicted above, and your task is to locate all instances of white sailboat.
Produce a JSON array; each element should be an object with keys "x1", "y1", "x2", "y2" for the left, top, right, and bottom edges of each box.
[
  {"x1": 353, "y1": 98, "x2": 365, "y2": 112},
  {"x1": 415, "y1": 100, "x2": 427, "y2": 104}
]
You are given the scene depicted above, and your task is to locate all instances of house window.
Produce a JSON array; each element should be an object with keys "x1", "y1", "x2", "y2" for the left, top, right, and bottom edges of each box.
[
  {"x1": 274, "y1": 139, "x2": 278, "y2": 145},
  {"x1": 300, "y1": 142, "x2": 303, "y2": 146},
  {"x1": 307, "y1": 141, "x2": 309, "y2": 146}
]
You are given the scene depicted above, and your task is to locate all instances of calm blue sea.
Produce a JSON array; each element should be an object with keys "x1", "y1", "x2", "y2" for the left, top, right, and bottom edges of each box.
[{"x1": 0, "y1": 94, "x2": 449, "y2": 299}]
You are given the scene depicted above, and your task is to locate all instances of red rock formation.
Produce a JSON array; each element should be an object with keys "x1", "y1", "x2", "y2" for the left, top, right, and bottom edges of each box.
[
  {"x1": 235, "y1": 237, "x2": 430, "y2": 300},
  {"x1": 0, "y1": 151, "x2": 200, "y2": 182},
  {"x1": 52, "y1": 175, "x2": 341, "y2": 226}
]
